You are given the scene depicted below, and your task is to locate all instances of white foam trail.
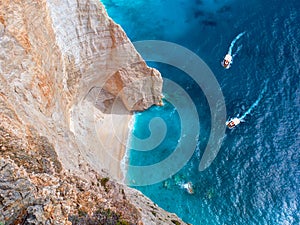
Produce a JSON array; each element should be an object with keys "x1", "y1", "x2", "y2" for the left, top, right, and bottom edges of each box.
[
  {"x1": 232, "y1": 44, "x2": 243, "y2": 58},
  {"x1": 228, "y1": 32, "x2": 246, "y2": 56},
  {"x1": 239, "y1": 81, "x2": 268, "y2": 121}
]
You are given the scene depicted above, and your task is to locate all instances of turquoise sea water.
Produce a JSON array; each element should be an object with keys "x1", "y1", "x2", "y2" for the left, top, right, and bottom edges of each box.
[{"x1": 102, "y1": 0, "x2": 300, "y2": 224}]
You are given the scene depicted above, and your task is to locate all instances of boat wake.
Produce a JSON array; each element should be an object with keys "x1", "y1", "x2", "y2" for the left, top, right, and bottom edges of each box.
[
  {"x1": 228, "y1": 31, "x2": 246, "y2": 57},
  {"x1": 226, "y1": 80, "x2": 268, "y2": 129},
  {"x1": 239, "y1": 80, "x2": 268, "y2": 121}
]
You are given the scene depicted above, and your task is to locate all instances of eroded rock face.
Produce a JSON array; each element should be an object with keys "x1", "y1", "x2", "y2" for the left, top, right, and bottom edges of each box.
[
  {"x1": 0, "y1": 156, "x2": 141, "y2": 224},
  {"x1": 46, "y1": 0, "x2": 163, "y2": 111},
  {"x1": 104, "y1": 62, "x2": 163, "y2": 111},
  {"x1": 0, "y1": 0, "x2": 163, "y2": 178},
  {"x1": 0, "y1": 0, "x2": 186, "y2": 224}
]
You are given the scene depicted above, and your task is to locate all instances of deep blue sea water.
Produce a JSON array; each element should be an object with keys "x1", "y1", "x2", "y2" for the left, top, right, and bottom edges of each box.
[{"x1": 102, "y1": 0, "x2": 300, "y2": 224}]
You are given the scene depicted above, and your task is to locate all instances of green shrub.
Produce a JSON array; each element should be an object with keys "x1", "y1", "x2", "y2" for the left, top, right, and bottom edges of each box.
[
  {"x1": 116, "y1": 220, "x2": 130, "y2": 225},
  {"x1": 69, "y1": 207, "x2": 131, "y2": 225},
  {"x1": 171, "y1": 220, "x2": 181, "y2": 225},
  {"x1": 100, "y1": 177, "x2": 109, "y2": 187},
  {"x1": 151, "y1": 210, "x2": 157, "y2": 217}
]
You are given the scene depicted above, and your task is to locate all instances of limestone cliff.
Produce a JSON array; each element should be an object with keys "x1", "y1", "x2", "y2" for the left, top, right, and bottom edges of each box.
[{"x1": 0, "y1": 0, "x2": 187, "y2": 224}]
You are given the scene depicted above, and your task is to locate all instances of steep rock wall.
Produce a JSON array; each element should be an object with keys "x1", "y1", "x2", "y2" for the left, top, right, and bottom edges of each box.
[
  {"x1": 0, "y1": 0, "x2": 163, "y2": 176},
  {"x1": 0, "y1": 0, "x2": 187, "y2": 224}
]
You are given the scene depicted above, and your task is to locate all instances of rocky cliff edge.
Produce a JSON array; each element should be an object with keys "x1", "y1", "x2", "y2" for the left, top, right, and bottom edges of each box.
[{"x1": 0, "y1": 0, "x2": 187, "y2": 224}]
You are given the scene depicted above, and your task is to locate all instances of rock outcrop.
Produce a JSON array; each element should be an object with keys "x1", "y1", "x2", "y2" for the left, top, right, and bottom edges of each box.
[{"x1": 0, "y1": 0, "x2": 187, "y2": 224}]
